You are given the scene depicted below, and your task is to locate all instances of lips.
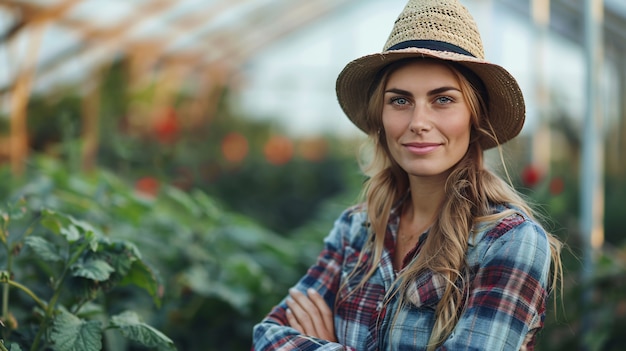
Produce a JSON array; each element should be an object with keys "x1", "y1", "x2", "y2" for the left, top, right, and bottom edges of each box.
[{"x1": 403, "y1": 142, "x2": 442, "y2": 155}]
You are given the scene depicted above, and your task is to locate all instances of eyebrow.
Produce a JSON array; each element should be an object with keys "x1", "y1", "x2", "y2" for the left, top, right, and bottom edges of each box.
[{"x1": 384, "y1": 86, "x2": 461, "y2": 96}]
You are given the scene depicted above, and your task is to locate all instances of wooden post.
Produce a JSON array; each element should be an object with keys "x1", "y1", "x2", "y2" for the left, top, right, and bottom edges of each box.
[
  {"x1": 9, "y1": 23, "x2": 44, "y2": 175},
  {"x1": 80, "y1": 68, "x2": 104, "y2": 173}
]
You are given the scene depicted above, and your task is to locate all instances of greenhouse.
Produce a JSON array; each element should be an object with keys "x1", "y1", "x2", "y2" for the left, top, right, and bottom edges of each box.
[{"x1": 0, "y1": 0, "x2": 625, "y2": 350}]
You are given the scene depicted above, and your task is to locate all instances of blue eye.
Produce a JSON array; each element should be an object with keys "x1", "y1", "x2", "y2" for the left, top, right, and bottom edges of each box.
[
  {"x1": 390, "y1": 97, "x2": 408, "y2": 105},
  {"x1": 435, "y1": 96, "x2": 453, "y2": 104}
]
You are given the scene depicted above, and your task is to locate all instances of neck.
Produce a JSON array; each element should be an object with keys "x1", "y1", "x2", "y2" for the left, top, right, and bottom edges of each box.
[
  {"x1": 406, "y1": 175, "x2": 447, "y2": 221},
  {"x1": 395, "y1": 175, "x2": 445, "y2": 270}
]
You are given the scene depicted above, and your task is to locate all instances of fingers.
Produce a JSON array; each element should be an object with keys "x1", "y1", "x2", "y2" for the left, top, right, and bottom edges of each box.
[
  {"x1": 306, "y1": 289, "x2": 334, "y2": 334},
  {"x1": 306, "y1": 289, "x2": 336, "y2": 342},
  {"x1": 285, "y1": 308, "x2": 303, "y2": 331},
  {"x1": 285, "y1": 288, "x2": 336, "y2": 342},
  {"x1": 286, "y1": 288, "x2": 321, "y2": 337}
]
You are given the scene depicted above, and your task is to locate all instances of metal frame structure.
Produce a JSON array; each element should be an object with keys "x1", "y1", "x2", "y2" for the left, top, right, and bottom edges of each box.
[
  {"x1": 0, "y1": 0, "x2": 624, "y2": 176},
  {"x1": 0, "y1": 0, "x2": 355, "y2": 173}
]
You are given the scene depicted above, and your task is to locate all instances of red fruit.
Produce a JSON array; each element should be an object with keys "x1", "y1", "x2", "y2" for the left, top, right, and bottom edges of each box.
[
  {"x1": 154, "y1": 107, "x2": 179, "y2": 143},
  {"x1": 264, "y1": 136, "x2": 294, "y2": 165},
  {"x1": 135, "y1": 177, "x2": 159, "y2": 198},
  {"x1": 521, "y1": 165, "x2": 542, "y2": 187}
]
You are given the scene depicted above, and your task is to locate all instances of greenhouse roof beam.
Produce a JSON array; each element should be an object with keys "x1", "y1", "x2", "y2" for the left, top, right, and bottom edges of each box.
[
  {"x1": 0, "y1": 0, "x2": 81, "y2": 42},
  {"x1": 162, "y1": 0, "x2": 353, "y2": 71},
  {"x1": 0, "y1": 0, "x2": 182, "y2": 95}
]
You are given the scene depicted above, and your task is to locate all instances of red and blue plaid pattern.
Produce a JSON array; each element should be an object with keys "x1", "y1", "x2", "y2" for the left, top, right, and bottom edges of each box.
[{"x1": 253, "y1": 203, "x2": 551, "y2": 351}]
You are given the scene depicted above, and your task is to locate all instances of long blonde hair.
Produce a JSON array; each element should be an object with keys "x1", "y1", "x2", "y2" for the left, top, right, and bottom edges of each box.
[{"x1": 339, "y1": 58, "x2": 562, "y2": 349}]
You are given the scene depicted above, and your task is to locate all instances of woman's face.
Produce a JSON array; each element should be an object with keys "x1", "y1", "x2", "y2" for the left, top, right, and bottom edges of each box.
[{"x1": 382, "y1": 60, "x2": 472, "y2": 180}]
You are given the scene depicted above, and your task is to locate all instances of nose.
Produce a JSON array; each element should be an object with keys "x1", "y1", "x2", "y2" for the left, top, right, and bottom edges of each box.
[{"x1": 409, "y1": 104, "x2": 432, "y2": 134}]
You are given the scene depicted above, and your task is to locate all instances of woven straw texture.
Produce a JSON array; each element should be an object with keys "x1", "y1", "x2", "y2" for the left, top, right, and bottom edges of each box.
[
  {"x1": 335, "y1": 0, "x2": 525, "y2": 149},
  {"x1": 384, "y1": 0, "x2": 484, "y2": 58}
]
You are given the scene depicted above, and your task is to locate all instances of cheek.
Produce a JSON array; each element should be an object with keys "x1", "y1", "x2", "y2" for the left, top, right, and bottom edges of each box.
[
  {"x1": 447, "y1": 115, "x2": 472, "y2": 142},
  {"x1": 382, "y1": 112, "x2": 408, "y2": 136},
  {"x1": 452, "y1": 124, "x2": 471, "y2": 142}
]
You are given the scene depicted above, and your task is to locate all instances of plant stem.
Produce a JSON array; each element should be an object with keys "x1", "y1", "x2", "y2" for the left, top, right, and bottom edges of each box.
[
  {"x1": 6, "y1": 280, "x2": 46, "y2": 311},
  {"x1": 30, "y1": 239, "x2": 91, "y2": 351},
  {"x1": 2, "y1": 246, "x2": 15, "y2": 317},
  {"x1": 1, "y1": 217, "x2": 10, "y2": 343},
  {"x1": 1, "y1": 210, "x2": 42, "y2": 341},
  {"x1": 1, "y1": 273, "x2": 8, "y2": 323},
  {"x1": 1, "y1": 219, "x2": 9, "y2": 323},
  {"x1": 0, "y1": 340, "x2": 9, "y2": 351}
]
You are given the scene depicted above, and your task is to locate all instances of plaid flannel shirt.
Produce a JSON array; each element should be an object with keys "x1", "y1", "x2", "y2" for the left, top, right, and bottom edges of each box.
[{"x1": 252, "y1": 202, "x2": 551, "y2": 351}]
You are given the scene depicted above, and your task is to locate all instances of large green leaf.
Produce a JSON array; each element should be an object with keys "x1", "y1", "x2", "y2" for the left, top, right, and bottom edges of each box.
[
  {"x1": 60, "y1": 225, "x2": 81, "y2": 242},
  {"x1": 181, "y1": 265, "x2": 251, "y2": 313},
  {"x1": 40, "y1": 209, "x2": 66, "y2": 236},
  {"x1": 71, "y1": 258, "x2": 115, "y2": 281},
  {"x1": 119, "y1": 260, "x2": 161, "y2": 307},
  {"x1": 24, "y1": 236, "x2": 64, "y2": 263},
  {"x1": 109, "y1": 311, "x2": 175, "y2": 350},
  {"x1": 40, "y1": 210, "x2": 100, "y2": 244},
  {"x1": 51, "y1": 310, "x2": 102, "y2": 351},
  {"x1": 98, "y1": 240, "x2": 141, "y2": 274}
]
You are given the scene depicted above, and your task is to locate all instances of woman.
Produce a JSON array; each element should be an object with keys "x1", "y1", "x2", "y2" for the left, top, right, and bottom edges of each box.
[{"x1": 253, "y1": 0, "x2": 562, "y2": 350}]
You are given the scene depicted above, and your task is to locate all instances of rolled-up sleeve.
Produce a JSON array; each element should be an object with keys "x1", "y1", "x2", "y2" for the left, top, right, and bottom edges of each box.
[{"x1": 252, "y1": 209, "x2": 360, "y2": 351}]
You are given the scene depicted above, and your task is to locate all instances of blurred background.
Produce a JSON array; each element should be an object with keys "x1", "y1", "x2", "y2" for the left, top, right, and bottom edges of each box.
[{"x1": 0, "y1": 0, "x2": 624, "y2": 350}]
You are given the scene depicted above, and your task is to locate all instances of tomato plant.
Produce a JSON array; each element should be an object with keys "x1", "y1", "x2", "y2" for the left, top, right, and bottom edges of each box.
[{"x1": 0, "y1": 202, "x2": 174, "y2": 351}]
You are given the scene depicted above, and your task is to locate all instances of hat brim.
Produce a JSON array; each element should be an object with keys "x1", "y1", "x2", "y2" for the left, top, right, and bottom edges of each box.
[{"x1": 335, "y1": 47, "x2": 525, "y2": 149}]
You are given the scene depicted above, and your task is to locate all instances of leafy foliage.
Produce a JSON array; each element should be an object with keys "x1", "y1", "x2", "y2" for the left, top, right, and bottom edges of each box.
[
  {"x1": 0, "y1": 156, "x2": 335, "y2": 350},
  {"x1": 50, "y1": 310, "x2": 103, "y2": 351},
  {"x1": 0, "y1": 200, "x2": 172, "y2": 351},
  {"x1": 109, "y1": 311, "x2": 174, "y2": 349}
]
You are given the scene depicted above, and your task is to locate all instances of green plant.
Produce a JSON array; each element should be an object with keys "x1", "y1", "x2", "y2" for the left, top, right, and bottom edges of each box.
[
  {"x1": 0, "y1": 155, "x2": 328, "y2": 350},
  {"x1": 0, "y1": 200, "x2": 175, "y2": 351}
]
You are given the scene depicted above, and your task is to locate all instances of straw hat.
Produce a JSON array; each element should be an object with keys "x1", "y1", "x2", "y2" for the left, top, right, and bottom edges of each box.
[{"x1": 335, "y1": 0, "x2": 525, "y2": 149}]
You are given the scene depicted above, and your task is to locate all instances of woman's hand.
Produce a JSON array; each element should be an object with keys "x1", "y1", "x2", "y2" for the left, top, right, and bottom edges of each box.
[{"x1": 285, "y1": 288, "x2": 336, "y2": 342}]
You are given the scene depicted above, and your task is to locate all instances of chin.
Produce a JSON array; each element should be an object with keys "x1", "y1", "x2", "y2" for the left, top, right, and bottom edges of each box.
[{"x1": 407, "y1": 169, "x2": 448, "y2": 178}]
